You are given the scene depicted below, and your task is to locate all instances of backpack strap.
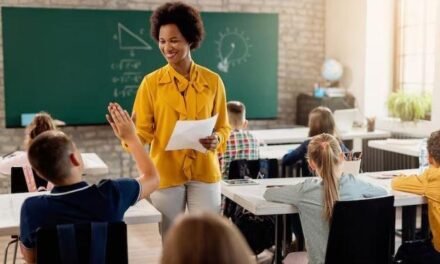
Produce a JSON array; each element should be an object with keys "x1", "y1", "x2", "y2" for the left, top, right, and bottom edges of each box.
[
  {"x1": 89, "y1": 222, "x2": 108, "y2": 264},
  {"x1": 56, "y1": 224, "x2": 79, "y2": 264}
]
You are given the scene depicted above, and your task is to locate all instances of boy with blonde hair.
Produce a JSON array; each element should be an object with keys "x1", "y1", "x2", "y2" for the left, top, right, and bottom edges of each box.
[
  {"x1": 392, "y1": 130, "x2": 440, "y2": 263},
  {"x1": 219, "y1": 101, "x2": 260, "y2": 178}
]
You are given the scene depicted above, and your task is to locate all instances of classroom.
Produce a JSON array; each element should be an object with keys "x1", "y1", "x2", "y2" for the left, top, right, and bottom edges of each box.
[{"x1": 0, "y1": 0, "x2": 439, "y2": 263}]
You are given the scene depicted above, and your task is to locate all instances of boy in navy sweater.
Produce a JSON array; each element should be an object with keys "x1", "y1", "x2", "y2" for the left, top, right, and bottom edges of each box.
[{"x1": 19, "y1": 103, "x2": 159, "y2": 263}]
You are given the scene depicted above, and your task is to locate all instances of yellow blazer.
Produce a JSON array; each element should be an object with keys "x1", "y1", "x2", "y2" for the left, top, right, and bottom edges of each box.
[
  {"x1": 129, "y1": 63, "x2": 231, "y2": 189},
  {"x1": 392, "y1": 166, "x2": 440, "y2": 251}
]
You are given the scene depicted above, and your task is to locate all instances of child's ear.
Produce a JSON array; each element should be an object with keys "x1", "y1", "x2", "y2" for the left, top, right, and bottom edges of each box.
[{"x1": 69, "y1": 153, "x2": 81, "y2": 167}]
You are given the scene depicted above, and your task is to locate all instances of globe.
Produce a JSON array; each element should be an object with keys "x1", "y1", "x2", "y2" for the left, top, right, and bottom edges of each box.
[{"x1": 321, "y1": 59, "x2": 343, "y2": 82}]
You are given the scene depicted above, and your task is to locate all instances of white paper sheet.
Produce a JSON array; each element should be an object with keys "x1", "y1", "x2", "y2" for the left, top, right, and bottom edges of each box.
[{"x1": 165, "y1": 115, "x2": 218, "y2": 153}]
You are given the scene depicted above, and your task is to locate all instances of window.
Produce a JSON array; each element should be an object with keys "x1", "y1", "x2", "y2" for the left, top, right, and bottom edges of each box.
[{"x1": 395, "y1": 0, "x2": 438, "y2": 94}]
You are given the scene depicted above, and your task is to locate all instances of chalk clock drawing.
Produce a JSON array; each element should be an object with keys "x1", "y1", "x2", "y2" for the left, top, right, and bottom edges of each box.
[
  {"x1": 216, "y1": 28, "x2": 252, "y2": 73},
  {"x1": 113, "y1": 23, "x2": 152, "y2": 57}
]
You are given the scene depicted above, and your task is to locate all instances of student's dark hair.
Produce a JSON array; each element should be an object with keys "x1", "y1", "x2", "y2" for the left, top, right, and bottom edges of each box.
[
  {"x1": 227, "y1": 101, "x2": 246, "y2": 127},
  {"x1": 308, "y1": 107, "x2": 336, "y2": 137},
  {"x1": 27, "y1": 131, "x2": 74, "y2": 184},
  {"x1": 428, "y1": 130, "x2": 440, "y2": 163},
  {"x1": 150, "y1": 1, "x2": 205, "y2": 50},
  {"x1": 25, "y1": 112, "x2": 57, "y2": 148}
]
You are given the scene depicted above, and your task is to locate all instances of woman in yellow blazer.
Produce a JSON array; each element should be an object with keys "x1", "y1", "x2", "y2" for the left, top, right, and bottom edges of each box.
[{"x1": 128, "y1": 2, "x2": 231, "y2": 235}]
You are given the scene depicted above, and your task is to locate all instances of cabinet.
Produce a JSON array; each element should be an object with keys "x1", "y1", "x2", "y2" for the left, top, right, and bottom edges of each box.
[{"x1": 296, "y1": 93, "x2": 355, "y2": 126}]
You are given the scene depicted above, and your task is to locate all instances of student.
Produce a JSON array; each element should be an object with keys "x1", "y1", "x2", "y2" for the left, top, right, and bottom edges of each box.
[
  {"x1": 161, "y1": 212, "x2": 256, "y2": 264},
  {"x1": 282, "y1": 106, "x2": 349, "y2": 176},
  {"x1": 392, "y1": 130, "x2": 440, "y2": 263},
  {"x1": 0, "y1": 112, "x2": 57, "y2": 175},
  {"x1": 219, "y1": 101, "x2": 260, "y2": 178},
  {"x1": 264, "y1": 133, "x2": 387, "y2": 264},
  {"x1": 0, "y1": 112, "x2": 57, "y2": 191},
  {"x1": 19, "y1": 103, "x2": 159, "y2": 264}
]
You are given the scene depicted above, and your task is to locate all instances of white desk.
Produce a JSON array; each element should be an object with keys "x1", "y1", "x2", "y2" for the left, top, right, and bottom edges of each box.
[
  {"x1": 221, "y1": 169, "x2": 424, "y2": 216},
  {"x1": 221, "y1": 169, "x2": 424, "y2": 263},
  {"x1": 0, "y1": 192, "x2": 161, "y2": 236},
  {"x1": 0, "y1": 152, "x2": 109, "y2": 176},
  {"x1": 368, "y1": 139, "x2": 421, "y2": 157},
  {"x1": 81, "y1": 153, "x2": 109, "y2": 175},
  {"x1": 252, "y1": 127, "x2": 391, "y2": 152},
  {"x1": 259, "y1": 144, "x2": 300, "y2": 160}
]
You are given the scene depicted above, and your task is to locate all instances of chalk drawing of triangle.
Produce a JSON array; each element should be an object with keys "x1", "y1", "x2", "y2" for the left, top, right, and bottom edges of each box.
[{"x1": 118, "y1": 23, "x2": 152, "y2": 50}]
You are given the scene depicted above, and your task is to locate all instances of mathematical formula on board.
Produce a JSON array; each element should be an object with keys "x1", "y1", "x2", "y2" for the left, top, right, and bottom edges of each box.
[
  {"x1": 110, "y1": 23, "x2": 151, "y2": 98},
  {"x1": 109, "y1": 23, "x2": 252, "y2": 98}
]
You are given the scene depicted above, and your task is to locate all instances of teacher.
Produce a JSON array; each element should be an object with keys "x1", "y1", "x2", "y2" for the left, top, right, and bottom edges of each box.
[{"x1": 127, "y1": 2, "x2": 231, "y2": 235}]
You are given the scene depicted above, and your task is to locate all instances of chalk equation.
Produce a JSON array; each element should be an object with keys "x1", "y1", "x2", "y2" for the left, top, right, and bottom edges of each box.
[
  {"x1": 111, "y1": 59, "x2": 142, "y2": 71},
  {"x1": 111, "y1": 72, "x2": 143, "y2": 84},
  {"x1": 110, "y1": 58, "x2": 143, "y2": 98},
  {"x1": 113, "y1": 85, "x2": 138, "y2": 98}
]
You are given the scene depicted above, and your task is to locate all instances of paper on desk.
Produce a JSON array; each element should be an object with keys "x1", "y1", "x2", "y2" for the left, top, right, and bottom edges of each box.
[{"x1": 165, "y1": 114, "x2": 218, "y2": 153}]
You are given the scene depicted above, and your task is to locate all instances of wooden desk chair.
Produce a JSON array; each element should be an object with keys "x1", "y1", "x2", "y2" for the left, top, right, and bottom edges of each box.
[
  {"x1": 284, "y1": 196, "x2": 395, "y2": 264},
  {"x1": 36, "y1": 222, "x2": 128, "y2": 264}
]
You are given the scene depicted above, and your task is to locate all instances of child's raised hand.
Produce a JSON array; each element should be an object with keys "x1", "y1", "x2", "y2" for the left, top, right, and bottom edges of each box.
[{"x1": 106, "y1": 102, "x2": 136, "y2": 142}]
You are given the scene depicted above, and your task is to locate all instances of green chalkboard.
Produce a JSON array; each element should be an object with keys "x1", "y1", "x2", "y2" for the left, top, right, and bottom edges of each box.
[{"x1": 2, "y1": 7, "x2": 278, "y2": 127}]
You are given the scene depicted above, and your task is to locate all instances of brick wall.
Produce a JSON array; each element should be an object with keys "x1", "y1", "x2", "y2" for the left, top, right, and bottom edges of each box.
[{"x1": 0, "y1": 0, "x2": 324, "y2": 193}]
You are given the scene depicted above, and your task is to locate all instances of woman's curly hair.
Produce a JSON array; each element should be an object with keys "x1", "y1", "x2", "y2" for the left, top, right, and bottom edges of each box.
[{"x1": 150, "y1": 2, "x2": 205, "y2": 50}]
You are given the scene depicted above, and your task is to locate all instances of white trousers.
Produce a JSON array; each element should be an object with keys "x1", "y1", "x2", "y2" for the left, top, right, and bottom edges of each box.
[{"x1": 150, "y1": 181, "x2": 221, "y2": 237}]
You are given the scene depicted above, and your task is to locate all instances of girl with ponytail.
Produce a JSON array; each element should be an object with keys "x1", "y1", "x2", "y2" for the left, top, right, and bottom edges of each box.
[
  {"x1": 24, "y1": 112, "x2": 57, "y2": 149},
  {"x1": 0, "y1": 112, "x2": 57, "y2": 191},
  {"x1": 264, "y1": 133, "x2": 387, "y2": 264}
]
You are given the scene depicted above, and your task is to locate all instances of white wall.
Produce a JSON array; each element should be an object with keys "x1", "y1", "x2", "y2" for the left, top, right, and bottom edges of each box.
[
  {"x1": 325, "y1": 0, "x2": 367, "y2": 112},
  {"x1": 364, "y1": 0, "x2": 395, "y2": 118},
  {"x1": 326, "y1": 0, "x2": 440, "y2": 136}
]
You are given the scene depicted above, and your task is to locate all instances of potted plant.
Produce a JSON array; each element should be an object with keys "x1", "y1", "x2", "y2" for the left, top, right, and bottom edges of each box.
[{"x1": 387, "y1": 91, "x2": 432, "y2": 122}]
